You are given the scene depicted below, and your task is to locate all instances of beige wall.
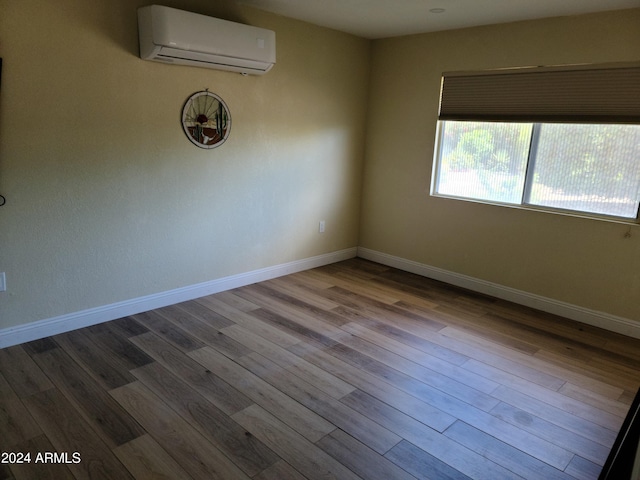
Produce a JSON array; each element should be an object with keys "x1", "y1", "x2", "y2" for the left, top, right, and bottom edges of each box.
[
  {"x1": 360, "y1": 9, "x2": 640, "y2": 321},
  {"x1": 1, "y1": 1, "x2": 638, "y2": 335},
  {"x1": 0, "y1": 0, "x2": 370, "y2": 328}
]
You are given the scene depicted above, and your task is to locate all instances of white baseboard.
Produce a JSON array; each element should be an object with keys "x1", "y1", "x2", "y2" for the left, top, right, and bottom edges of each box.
[
  {"x1": 357, "y1": 247, "x2": 640, "y2": 340},
  {"x1": 0, "y1": 248, "x2": 358, "y2": 349},
  {"x1": 4, "y1": 245, "x2": 637, "y2": 348}
]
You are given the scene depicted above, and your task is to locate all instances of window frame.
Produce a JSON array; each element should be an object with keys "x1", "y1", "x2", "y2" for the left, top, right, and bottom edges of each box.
[{"x1": 430, "y1": 120, "x2": 640, "y2": 224}]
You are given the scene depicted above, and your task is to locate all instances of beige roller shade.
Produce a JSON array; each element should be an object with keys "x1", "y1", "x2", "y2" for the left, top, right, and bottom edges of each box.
[{"x1": 439, "y1": 63, "x2": 640, "y2": 124}]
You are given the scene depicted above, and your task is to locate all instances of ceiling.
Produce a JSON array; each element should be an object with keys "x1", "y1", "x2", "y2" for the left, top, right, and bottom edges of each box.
[{"x1": 236, "y1": 0, "x2": 640, "y2": 39}]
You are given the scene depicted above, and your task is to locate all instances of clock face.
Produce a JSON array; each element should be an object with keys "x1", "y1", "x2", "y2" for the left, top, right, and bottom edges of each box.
[{"x1": 181, "y1": 91, "x2": 231, "y2": 149}]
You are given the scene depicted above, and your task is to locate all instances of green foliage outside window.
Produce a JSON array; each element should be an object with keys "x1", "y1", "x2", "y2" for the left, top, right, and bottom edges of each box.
[{"x1": 434, "y1": 121, "x2": 640, "y2": 219}]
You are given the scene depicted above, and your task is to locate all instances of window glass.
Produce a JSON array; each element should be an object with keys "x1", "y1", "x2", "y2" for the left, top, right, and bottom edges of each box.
[
  {"x1": 432, "y1": 121, "x2": 640, "y2": 220},
  {"x1": 434, "y1": 121, "x2": 531, "y2": 204},
  {"x1": 527, "y1": 124, "x2": 640, "y2": 218}
]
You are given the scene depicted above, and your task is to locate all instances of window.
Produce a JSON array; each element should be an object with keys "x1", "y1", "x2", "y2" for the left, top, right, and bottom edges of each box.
[
  {"x1": 432, "y1": 121, "x2": 640, "y2": 219},
  {"x1": 432, "y1": 63, "x2": 640, "y2": 221}
]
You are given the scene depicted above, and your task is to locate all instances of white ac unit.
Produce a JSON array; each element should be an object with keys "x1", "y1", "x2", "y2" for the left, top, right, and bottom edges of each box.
[{"x1": 137, "y1": 5, "x2": 276, "y2": 75}]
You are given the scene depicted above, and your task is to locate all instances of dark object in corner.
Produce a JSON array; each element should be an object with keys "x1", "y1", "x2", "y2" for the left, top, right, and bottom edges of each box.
[
  {"x1": 0, "y1": 57, "x2": 5, "y2": 207},
  {"x1": 599, "y1": 387, "x2": 640, "y2": 479}
]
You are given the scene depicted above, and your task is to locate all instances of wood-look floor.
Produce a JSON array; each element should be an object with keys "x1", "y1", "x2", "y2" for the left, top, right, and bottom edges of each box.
[{"x1": 1, "y1": 258, "x2": 639, "y2": 480}]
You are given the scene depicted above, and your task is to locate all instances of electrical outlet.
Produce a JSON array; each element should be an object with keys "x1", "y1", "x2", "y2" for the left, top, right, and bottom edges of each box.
[
  {"x1": 319, "y1": 220, "x2": 325, "y2": 233},
  {"x1": 0, "y1": 272, "x2": 5, "y2": 292}
]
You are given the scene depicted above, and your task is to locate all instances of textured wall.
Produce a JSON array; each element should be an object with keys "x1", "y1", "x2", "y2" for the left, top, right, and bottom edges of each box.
[
  {"x1": 0, "y1": 0, "x2": 370, "y2": 328},
  {"x1": 360, "y1": 9, "x2": 640, "y2": 321}
]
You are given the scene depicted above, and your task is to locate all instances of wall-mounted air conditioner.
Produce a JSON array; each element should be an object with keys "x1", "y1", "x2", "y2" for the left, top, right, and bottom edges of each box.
[{"x1": 137, "y1": 5, "x2": 276, "y2": 75}]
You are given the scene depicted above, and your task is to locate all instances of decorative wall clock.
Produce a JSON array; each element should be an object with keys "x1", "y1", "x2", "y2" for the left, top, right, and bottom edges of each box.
[{"x1": 181, "y1": 90, "x2": 231, "y2": 149}]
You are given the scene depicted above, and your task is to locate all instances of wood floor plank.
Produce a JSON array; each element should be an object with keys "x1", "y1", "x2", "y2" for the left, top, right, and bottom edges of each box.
[
  {"x1": 434, "y1": 310, "x2": 553, "y2": 356},
  {"x1": 480, "y1": 310, "x2": 640, "y2": 372},
  {"x1": 0, "y1": 346, "x2": 53, "y2": 397},
  {"x1": 155, "y1": 303, "x2": 251, "y2": 359},
  {"x1": 113, "y1": 434, "x2": 192, "y2": 480},
  {"x1": 267, "y1": 276, "x2": 343, "y2": 311},
  {"x1": 558, "y1": 382, "x2": 631, "y2": 417},
  {"x1": 533, "y1": 348, "x2": 640, "y2": 396},
  {"x1": 110, "y1": 381, "x2": 251, "y2": 480},
  {"x1": 384, "y1": 439, "x2": 474, "y2": 480},
  {"x1": 456, "y1": 412, "x2": 574, "y2": 471},
  {"x1": 2, "y1": 257, "x2": 638, "y2": 480},
  {"x1": 618, "y1": 388, "x2": 639, "y2": 404},
  {"x1": 31, "y1": 347, "x2": 145, "y2": 448},
  {"x1": 341, "y1": 321, "x2": 498, "y2": 394},
  {"x1": 220, "y1": 323, "x2": 355, "y2": 399},
  {"x1": 252, "y1": 460, "x2": 306, "y2": 480},
  {"x1": 328, "y1": 343, "x2": 574, "y2": 471},
  {"x1": 490, "y1": 385, "x2": 617, "y2": 447},
  {"x1": 342, "y1": 315, "x2": 470, "y2": 366},
  {"x1": 84, "y1": 322, "x2": 154, "y2": 371},
  {"x1": 7, "y1": 435, "x2": 76, "y2": 480},
  {"x1": 131, "y1": 361, "x2": 279, "y2": 476},
  {"x1": 532, "y1": 348, "x2": 638, "y2": 396},
  {"x1": 0, "y1": 464, "x2": 14, "y2": 480},
  {"x1": 434, "y1": 294, "x2": 496, "y2": 319},
  {"x1": 440, "y1": 326, "x2": 567, "y2": 390},
  {"x1": 603, "y1": 335, "x2": 640, "y2": 363},
  {"x1": 315, "y1": 264, "x2": 444, "y2": 311},
  {"x1": 108, "y1": 316, "x2": 149, "y2": 338},
  {"x1": 340, "y1": 389, "x2": 518, "y2": 480},
  {"x1": 21, "y1": 338, "x2": 58, "y2": 356},
  {"x1": 53, "y1": 329, "x2": 135, "y2": 390},
  {"x1": 583, "y1": 354, "x2": 640, "y2": 391},
  {"x1": 462, "y1": 358, "x2": 568, "y2": 400},
  {"x1": 231, "y1": 404, "x2": 363, "y2": 480},
  {"x1": 316, "y1": 429, "x2": 417, "y2": 480},
  {"x1": 442, "y1": 421, "x2": 575, "y2": 480},
  {"x1": 23, "y1": 388, "x2": 134, "y2": 480},
  {"x1": 323, "y1": 284, "x2": 447, "y2": 332},
  {"x1": 173, "y1": 299, "x2": 237, "y2": 328},
  {"x1": 210, "y1": 290, "x2": 262, "y2": 312},
  {"x1": 339, "y1": 388, "x2": 449, "y2": 444},
  {"x1": 409, "y1": 285, "x2": 493, "y2": 316},
  {"x1": 245, "y1": 306, "x2": 341, "y2": 348},
  {"x1": 233, "y1": 283, "x2": 349, "y2": 338},
  {"x1": 286, "y1": 269, "x2": 341, "y2": 290},
  {"x1": 478, "y1": 311, "x2": 604, "y2": 357},
  {"x1": 304, "y1": 269, "x2": 410, "y2": 310},
  {"x1": 493, "y1": 372, "x2": 624, "y2": 432},
  {"x1": 324, "y1": 340, "x2": 501, "y2": 415},
  {"x1": 129, "y1": 332, "x2": 253, "y2": 415},
  {"x1": 289, "y1": 340, "x2": 457, "y2": 432},
  {"x1": 333, "y1": 327, "x2": 500, "y2": 410},
  {"x1": 335, "y1": 257, "x2": 394, "y2": 274},
  {"x1": 564, "y1": 455, "x2": 602, "y2": 480},
  {"x1": 367, "y1": 269, "x2": 479, "y2": 314},
  {"x1": 237, "y1": 351, "x2": 401, "y2": 454},
  {"x1": 196, "y1": 294, "x2": 301, "y2": 347},
  {"x1": 189, "y1": 346, "x2": 337, "y2": 442},
  {"x1": 0, "y1": 374, "x2": 42, "y2": 450},
  {"x1": 484, "y1": 300, "x2": 609, "y2": 350},
  {"x1": 132, "y1": 310, "x2": 206, "y2": 353},
  {"x1": 304, "y1": 265, "x2": 405, "y2": 305},
  {"x1": 489, "y1": 401, "x2": 610, "y2": 465}
]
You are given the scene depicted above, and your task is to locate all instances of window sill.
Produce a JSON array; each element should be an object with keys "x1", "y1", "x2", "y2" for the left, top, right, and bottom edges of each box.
[{"x1": 429, "y1": 192, "x2": 640, "y2": 227}]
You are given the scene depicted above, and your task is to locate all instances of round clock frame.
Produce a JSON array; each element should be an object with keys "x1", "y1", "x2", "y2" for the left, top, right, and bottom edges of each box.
[{"x1": 181, "y1": 90, "x2": 231, "y2": 149}]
